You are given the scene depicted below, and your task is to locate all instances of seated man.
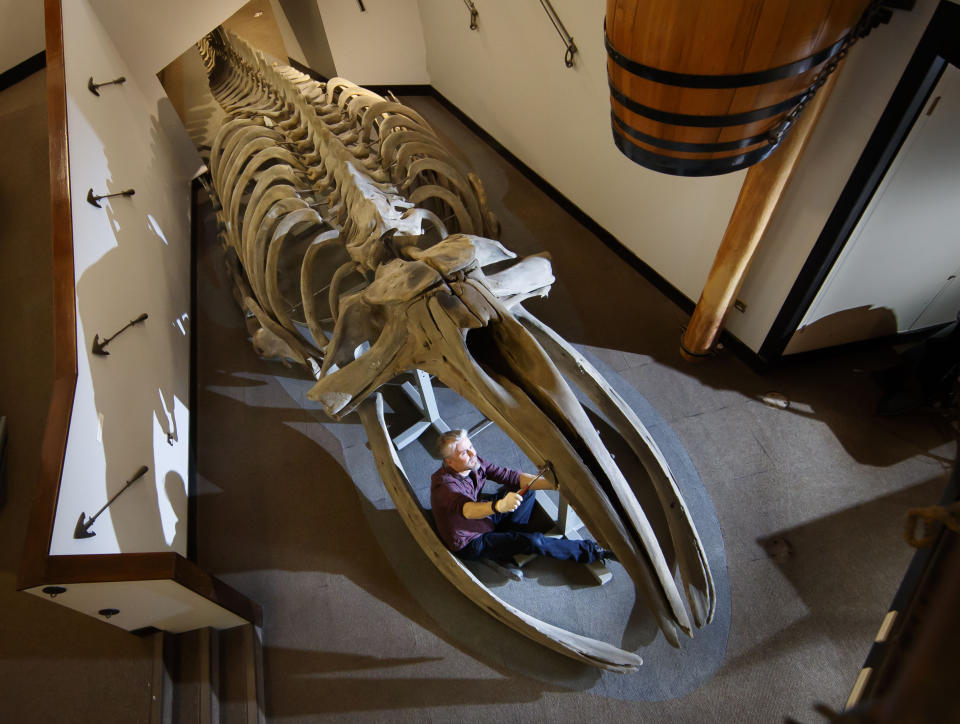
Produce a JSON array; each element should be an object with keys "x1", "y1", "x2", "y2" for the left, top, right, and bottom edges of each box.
[{"x1": 430, "y1": 429, "x2": 615, "y2": 565}]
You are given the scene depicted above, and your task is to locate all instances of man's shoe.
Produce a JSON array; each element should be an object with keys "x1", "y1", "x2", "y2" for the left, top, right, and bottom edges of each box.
[
  {"x1": 596, "y1": 546, "x2": 618, "y2": 563},
  {"x1": 481, "y1": 559, "x2": 524, "y2": 581}
]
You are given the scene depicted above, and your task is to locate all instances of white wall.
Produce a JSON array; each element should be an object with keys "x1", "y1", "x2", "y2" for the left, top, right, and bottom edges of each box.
[
  {"x1": 49, "y1": 0, "x2": 246, "y2": 555},
  {"x1": 715, "y1": 0, "x2": 941, "y2": 351},
  {"x1": 270, "y1": 0, "x2": 310, "y2": 67},
  {"x1": 89, "y1": 0, "x2": 249, "y2": 87},
  {"x1": 88, "y1": 0, "x2": 250, "y2": 179},
  {"x1": 318, "y1": 0, "x2": 428, "y2": 85},
  {"x1": 0, "y1": 0, "x2": 44, "y2": 74},
  {"x1": 786, "y1": 63, "x2": 960, "y2": 354},
  {"x1": 416, "y1": 0, "x2": 942, "y2": 354},
  {"x1": 417, "y1": 0, "x2": 745, "y2": 306},
  {"x1": 274, "y1": 0, "x2": 337, "y2": 78}
]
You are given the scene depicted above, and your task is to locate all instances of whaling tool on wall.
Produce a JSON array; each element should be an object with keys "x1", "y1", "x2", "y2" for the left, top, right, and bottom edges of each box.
[
  {"x1": 74, "y1": 465, "x2": 149, "y2": 539},
  {"x1": 87, "y1": 75, "x2": 126, "y2": 96},
  {"x1": 462, "y1": 0, "x2": 479, "y2": 30},
  {"x1": 539, "y1": 0, "x2": 577, "y2": 67},
  {"x1": 92, "y1": 313, "x2": 148, "y2": 356},
  {"x1": 87, "y1": 187, "x2": 135, "y2": 208}
]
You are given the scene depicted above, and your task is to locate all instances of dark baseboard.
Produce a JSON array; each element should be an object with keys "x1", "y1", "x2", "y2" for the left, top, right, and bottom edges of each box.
[
  {"x1": 718, "y1": 331, "x2": 769, "y2": 374},
  {"x1": 0, "y1": 50, "x2": 46, "y2": 92},
  {"x1": 288, "y1": 58, "x2": 327, "y2": 83},
  {"x1": 286, "y1": 58, "x2": 433, "y2": 98},
  {"x1": 366, "y1": 83, "x2": 433, "y2": 97}
]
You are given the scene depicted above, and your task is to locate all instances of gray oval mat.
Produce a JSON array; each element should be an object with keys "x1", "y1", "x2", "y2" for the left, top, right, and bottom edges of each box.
[{"x1": 276, "y1": 345, "x2": 730, "y2": 701}]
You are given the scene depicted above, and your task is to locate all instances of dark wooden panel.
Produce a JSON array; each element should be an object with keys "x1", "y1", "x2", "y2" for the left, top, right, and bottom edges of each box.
[
  {"x1": 18, "y1": 0, "x2": 77, "y2": 592},
  {"x1": 41, "y1": 553, "x2": 178, "y2": 584}
]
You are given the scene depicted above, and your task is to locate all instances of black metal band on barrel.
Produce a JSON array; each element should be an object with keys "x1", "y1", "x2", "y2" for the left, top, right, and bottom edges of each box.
[
  {"x1": 604, "y1": 31, "x2": 848, "y2": 89},
  {"x1": 610, "y1": 122, "x2": 780, "y2": 177},
  {"x1": 610, "y1": 111, "x2": 772, "y2": 153},
  {"x1": 609, "y1": 81, "x2": 806, "y2": 127}
]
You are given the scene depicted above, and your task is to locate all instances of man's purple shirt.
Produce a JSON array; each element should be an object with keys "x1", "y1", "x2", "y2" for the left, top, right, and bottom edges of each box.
[{"x1": 430, "y1": 456, "x2": 522, "y2": 551}]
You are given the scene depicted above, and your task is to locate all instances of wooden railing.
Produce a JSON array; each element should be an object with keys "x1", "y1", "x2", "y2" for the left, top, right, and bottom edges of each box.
[{"x1": 17, "y1": 0, "x2": 260, "y2": 628}]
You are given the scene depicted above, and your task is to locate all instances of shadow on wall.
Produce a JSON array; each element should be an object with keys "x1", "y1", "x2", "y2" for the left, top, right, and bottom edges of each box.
[
  {"x1": 74, "y1": 106, "x2": 195, "y2": 553},
  {"x1": 787, "y1": 305, "x2": 900, "y2": 356}
]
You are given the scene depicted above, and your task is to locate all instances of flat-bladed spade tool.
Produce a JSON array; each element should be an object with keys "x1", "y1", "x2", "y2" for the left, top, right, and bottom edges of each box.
[
  {"x1": 74, "y1": 465, "x2": 149, "y2": 539},
  {"x1": 92, "y1": 313, "x2": 148, "y2": 355}
]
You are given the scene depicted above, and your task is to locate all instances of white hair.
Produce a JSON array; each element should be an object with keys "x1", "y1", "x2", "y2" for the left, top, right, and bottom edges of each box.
[{"x1": 438, "y1": 429, "x2": 468, "y2": 460}]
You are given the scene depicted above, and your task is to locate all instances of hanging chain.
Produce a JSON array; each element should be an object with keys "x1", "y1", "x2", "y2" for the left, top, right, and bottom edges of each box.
[{"x1": 767, "y1": 0, "x2": 887, "y2": 144}]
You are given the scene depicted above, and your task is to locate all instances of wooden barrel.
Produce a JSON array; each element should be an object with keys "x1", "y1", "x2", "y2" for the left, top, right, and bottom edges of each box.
[{"x1": 605, "y1": 0, "x2": 872, "y2": 176}]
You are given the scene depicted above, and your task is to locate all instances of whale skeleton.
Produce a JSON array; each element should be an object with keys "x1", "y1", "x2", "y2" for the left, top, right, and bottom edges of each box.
[{"x1": 199, "y1": 29, "x2": 714, "y2": 672}]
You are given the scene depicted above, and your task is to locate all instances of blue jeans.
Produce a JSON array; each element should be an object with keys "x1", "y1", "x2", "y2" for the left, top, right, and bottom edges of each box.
[{"x1": 456, "y1": 493, "x2": 603, "y2": 564}]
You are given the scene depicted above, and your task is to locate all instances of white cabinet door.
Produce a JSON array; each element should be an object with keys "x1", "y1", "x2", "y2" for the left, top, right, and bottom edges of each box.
[{"x1": 788, "y1": 64, "x2": 960, "y2": 354}]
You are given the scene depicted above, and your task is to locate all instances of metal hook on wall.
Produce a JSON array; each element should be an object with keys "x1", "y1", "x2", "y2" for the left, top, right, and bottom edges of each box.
[
  {"x1": 88, "y1": 76, "x2": 126, "y2": 96},
  {"x1": 539, "y1": 0, "x2": 577, "y2": 68},
  {"x1": 463, "y1": 0, "x2": 479, "y2": 31},
  {"x1": 87, "y1": 188, "x2": 135, "y2": 208}
]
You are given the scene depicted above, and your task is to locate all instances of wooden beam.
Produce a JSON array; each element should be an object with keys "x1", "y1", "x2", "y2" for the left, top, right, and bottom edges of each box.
[{"x1": 681, "y1": 68, "x2": 844, "y2": 360}]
